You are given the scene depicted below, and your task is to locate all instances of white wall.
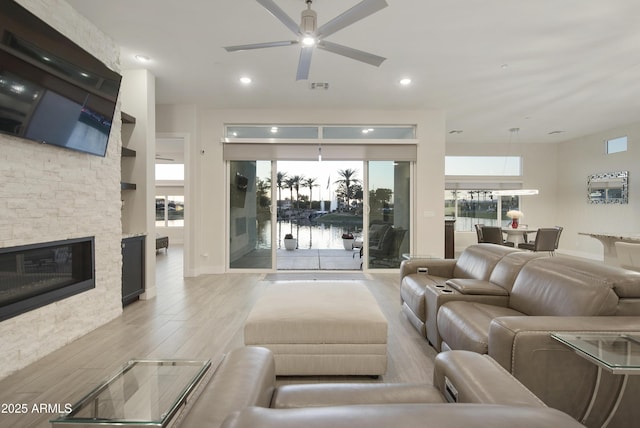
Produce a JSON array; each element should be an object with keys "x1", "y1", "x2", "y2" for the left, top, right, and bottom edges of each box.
[
  {"x1": 0, "y1": 0, "x2": 122, "y2": 379},
  {"x1": 557, "y1": 122, "x2": 640, "y2": 260},
  {"x1": 157, "y1": 107, "x2": 446, "y2": 274}
]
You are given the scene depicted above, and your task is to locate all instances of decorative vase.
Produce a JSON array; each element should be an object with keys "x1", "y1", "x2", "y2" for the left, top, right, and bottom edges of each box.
[
  {"x1": 284, "y1": 238, "x2": 297, "y2": 251},
  {"x1": 511, "y1": 218, "x2": 519, "y2": 229},
  {"x1": 342, "y1": 238, "x2": 354, "y2": 250}
]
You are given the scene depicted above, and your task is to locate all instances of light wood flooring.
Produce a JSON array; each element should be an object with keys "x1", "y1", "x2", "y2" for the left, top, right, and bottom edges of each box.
[{"x1": 0, "y1": 246, "x2": 436, "y2": 428}]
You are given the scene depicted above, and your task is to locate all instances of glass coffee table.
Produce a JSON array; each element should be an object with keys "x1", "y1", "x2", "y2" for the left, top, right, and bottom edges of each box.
[
  {"x1": 51, "y1": 359, "x2": 212, "y2": 428},
  {"x1": 551, "y1": 333, "x2": 640, "y2": 427}
]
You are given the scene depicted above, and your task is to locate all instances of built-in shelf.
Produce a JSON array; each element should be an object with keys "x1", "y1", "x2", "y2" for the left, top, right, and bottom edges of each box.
[
  {"x1": 121, "y1": 112, "x2": 137, "y2": 191},
  {"x1": 121, "y1": 112, "x2": 136, "y2": 124},
  {"x1": 121, "y1": 182, "x2": 137, "y2": 190},
  {"x1": 122, "y1": 147, "x2": 136, "y2": 157}
]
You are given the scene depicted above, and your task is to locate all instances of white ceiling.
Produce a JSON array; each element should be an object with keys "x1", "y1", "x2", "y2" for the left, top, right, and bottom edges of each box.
[{"x1": 65, "y1": 0, "x2": 640, "y2": 144}]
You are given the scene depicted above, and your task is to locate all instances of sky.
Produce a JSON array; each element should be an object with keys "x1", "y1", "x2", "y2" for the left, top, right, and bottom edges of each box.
[{"x1": 264, "y1": 160, "x2": 397, "y2": 201}]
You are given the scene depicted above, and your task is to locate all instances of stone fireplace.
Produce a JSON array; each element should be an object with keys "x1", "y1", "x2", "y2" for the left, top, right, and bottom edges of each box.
[{"x1": 0, "y1": 237, "x2": 95, "y2": 322}]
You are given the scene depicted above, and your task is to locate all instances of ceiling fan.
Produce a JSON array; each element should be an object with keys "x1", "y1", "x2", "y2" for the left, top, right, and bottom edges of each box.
[{"x1": 224, "y1": 0, "x2": 388, "y2": 80}]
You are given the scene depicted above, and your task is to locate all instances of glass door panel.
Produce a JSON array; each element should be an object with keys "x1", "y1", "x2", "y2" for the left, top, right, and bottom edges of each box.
[
  {"x1": 367, "y1": 161, "x2": 410, "y2": 268},
  {"x1": 229, "y1": 160, "x2": 272, "y2": 269}
]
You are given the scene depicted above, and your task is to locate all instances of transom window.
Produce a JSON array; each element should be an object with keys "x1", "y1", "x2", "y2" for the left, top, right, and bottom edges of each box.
[{"x1": 225, "y1": 125, "x2": 416, "y2": 140}]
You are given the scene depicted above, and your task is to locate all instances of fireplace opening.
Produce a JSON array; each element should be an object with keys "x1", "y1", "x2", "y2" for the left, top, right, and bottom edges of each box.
[{"x1": 0, "y1": 237, "x2": 95, "y2": 321}]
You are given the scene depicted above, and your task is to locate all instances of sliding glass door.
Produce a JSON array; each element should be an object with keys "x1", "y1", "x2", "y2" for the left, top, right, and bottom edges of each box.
[
  {"x1": 227, "y1": 159, "x2": 412, "y2": 271},
  {"x1": 229, "y1": 160, "x2": 272, "y2": 269},
  {"x1": 366, "y1": 161, "x2": 411, "y2": 269}
]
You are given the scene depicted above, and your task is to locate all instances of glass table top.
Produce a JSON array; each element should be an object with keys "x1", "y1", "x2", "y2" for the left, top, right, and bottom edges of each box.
[
  {"x1": 51, "y1": 359, "x2": 211, "y2": 427},
  {"x1": 551, "y1": 333, "x2": 640, "y2": 374}
]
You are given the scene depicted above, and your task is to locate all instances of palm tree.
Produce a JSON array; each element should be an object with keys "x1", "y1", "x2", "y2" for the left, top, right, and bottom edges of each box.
[
  {"x1": 284, "y1": 177, "x2": 296, "y2": 211},
  {"x1": 291, "y1": 175, "x2": 304, "y2": 210},
  {"x1": 302, "y1": 177, "x2": 318, "y2": 209},
  {"x1": 276, "y1": 171, "x2": 287, "y2": 214},
  {"x1": 335, "y1": 168, "x2": 361, "y2": 212}
]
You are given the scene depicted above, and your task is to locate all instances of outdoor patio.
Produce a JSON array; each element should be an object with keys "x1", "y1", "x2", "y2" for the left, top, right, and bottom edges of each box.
[{"x1": 277, "y1": 248, "x2": 362, "y2": 270}]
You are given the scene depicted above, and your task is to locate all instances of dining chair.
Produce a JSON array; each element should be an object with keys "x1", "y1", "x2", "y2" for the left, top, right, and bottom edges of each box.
[
  {"x1": 480, "y1": 226, "x2": 515, "y2": 247},
  {"x1": 518, "y1": 227, "x2": 561, "y2": 255},
  {"x1": 474, "y1": 224, "x2": 484, "y2": 243}
]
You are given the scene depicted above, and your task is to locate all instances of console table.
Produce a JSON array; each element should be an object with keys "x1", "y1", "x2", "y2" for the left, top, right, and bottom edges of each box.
[
  {"x1": 579, "y1": 232, "x2": 640, "y2": 265},
  {"x1": 51, "y1": 359, "x2": 212, "y2": 427},
  {"x1": 551, "y1": 333, "x2": 640, "y2": 428}
]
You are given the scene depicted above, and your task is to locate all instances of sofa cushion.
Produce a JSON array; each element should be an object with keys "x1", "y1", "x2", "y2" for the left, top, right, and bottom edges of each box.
[
  {"x1": 488, "y1": 252, "x2": 547, "y2": 293},
  {"x1": 509, "y1": 258, "x2": 619, "y2": 316},
  {"x1": 220, "y1": 405, "x2": 584, "y2": 428},
  {"x1": 272, "y1": 383, "x2": 445, "y2": 409},
  {"x1": 438, "y1": 301, "x2": 524, "y2": 354},
  {"x1": 452, "y1": 244, "x2": 518, "y2": 281}
]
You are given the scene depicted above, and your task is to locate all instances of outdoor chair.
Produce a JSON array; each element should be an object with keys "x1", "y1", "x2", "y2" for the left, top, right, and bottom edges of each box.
[{"x1": 369, "y1": 227, "x2": 407, "y2": 267}]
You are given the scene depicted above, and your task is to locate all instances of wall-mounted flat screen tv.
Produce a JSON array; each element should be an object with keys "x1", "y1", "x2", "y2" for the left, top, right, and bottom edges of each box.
[{"x1": 0, "y1": 0, "x2": 121, "y2": 157}]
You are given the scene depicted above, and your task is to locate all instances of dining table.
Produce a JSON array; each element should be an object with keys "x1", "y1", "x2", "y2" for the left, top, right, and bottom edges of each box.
[{"x1": 502, "y1": 227, "x2": 532, "y2": 246}]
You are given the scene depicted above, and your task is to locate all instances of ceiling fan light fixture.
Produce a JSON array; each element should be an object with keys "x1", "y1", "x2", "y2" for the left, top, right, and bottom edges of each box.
[
  {"x1": 302, "y1": 36, "x2": 316, "y2": 46},
  {"x1": 301, "y1": 1, "x2": 317, "y2": 33}
]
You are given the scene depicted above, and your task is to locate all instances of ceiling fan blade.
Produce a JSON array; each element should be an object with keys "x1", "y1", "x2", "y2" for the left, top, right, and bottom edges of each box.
[
  {"x1": 256, "y1": 0, "x2": 301, "y2": 36},
  {"x1": 316, "y1": 0, "x2": 388, "y2": 39},
  {"x1": 296, "y1": 47, "x2": 313, "y2": 81},
  {"x1": 317, "y1": 41, "x2": 385, "y2": 67},
  {"x1": 224, "y1": 40, "x2": 297, "y2": 52}
]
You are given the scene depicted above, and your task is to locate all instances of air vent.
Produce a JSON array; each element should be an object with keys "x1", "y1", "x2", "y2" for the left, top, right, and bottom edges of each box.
[{"x1": 309, "y1": 82, "x2": 329, "y2": 90}]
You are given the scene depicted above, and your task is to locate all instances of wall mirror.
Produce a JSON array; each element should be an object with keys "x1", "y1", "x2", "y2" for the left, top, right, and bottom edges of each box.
[{"x1": 587, "y1": 171, "x2": 628, "y2": 204}]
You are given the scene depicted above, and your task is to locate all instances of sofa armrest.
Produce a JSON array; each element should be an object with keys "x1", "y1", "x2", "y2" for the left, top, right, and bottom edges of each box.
[
  {"x1": 488, "y1": 316, "x2": 640, "y2": 372},
  {"x1": 400, "y1": 259, "x2": 457, "y2": 279},
  {"x1": 179, "y1": 346, "x2": 275, "y2": 428},
  {"x1": 432, "y1": 350, "x2": 545, "y2": 406},
  {"x1": 445, "y1": 279, "x2": 509, "y2": 296},
  {"x1": 488, "y1": 316, "x2": 640, "y2": 423}
]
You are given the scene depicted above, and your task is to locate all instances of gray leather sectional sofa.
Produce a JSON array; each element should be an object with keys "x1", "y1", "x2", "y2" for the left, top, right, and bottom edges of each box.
[
  {"x1": 179, "y1": 346, "x2": 583, "y2": 428},
  {"x1": 400, "y1": 243, "x2": 640, "y2": 427}
]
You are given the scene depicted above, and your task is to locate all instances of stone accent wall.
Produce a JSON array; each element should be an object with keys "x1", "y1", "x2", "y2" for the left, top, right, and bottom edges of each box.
[{"x1": 0, "y1": 0, "x2": 123, "y2": 379}]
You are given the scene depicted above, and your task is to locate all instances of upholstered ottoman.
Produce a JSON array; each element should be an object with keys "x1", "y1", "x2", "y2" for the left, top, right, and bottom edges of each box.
[{"x1": 244, "y1": 281, "x2": 388, "y2": 376}]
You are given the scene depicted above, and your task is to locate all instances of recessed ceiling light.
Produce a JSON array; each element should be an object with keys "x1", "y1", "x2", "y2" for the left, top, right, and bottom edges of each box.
[
  {"x1": 399, "y1": 78, "x2": 412, "y2": 86},
  {"x1": 240, "y1": 76, "x2": 252, "y2": 85},
  {"x1": 135, "y1": 54, "x2": 150, "y2": 63},
  {"x1": 270, "y1": 127, "x2": 278, "y2": 133}
]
